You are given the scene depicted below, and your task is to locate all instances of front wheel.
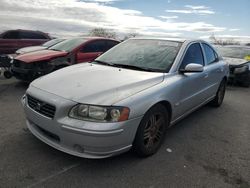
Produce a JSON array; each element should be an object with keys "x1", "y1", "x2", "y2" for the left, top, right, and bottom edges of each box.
[
  {"x1": 133, "y1": 104, "x2": 169, "y2": 157},
  {"x1": 210, "y1": 79, "x2": 226, "y2": 107},
  {"x1": 3, "y1": 71, "x2": 12, "y2": 79}
]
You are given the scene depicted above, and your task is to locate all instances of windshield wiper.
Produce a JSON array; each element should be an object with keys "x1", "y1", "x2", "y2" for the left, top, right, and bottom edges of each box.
[
  {"x1": 92, "y1": 60, "x2": 114, "y2": 66},
  {"x1": 93, "y1": 61, "x2": 160, "y2": 72},
  {"x1": 50, "y1": 49, "x2": 63, "y2": 52},
  {"x1": 112, "y1": 63, "x2": 159, "y2": 72}
]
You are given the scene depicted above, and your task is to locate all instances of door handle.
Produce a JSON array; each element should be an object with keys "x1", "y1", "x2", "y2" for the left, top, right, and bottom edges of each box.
[
  {"x1": 204, "y1": 73, "x2": 209, "y2": 79},
  {"x1": 216, "y1": 68, "x2": 223, "y2": 73}
]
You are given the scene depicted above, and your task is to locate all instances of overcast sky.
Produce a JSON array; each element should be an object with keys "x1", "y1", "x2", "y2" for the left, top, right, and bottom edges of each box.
[{"x1": 0, "y1": 0, "x2": 249, "y2": 41}]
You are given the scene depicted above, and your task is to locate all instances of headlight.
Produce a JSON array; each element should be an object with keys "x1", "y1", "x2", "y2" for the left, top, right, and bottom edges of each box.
[
  {"x1": 69, "y1": 104, "x2": 130, "y2": 122},
  {"x1": 234, "y1": 65, "x2": 249, "y2": 74},
  {"x1": 8, "y1": 55, "x2": 14, "y2": 64},
  {"x1": 8, "y1": 55, "x2": 13, "y2": 60}
]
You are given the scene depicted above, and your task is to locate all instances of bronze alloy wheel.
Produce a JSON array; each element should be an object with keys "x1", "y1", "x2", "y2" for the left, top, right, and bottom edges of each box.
[
  {"x1": 218, "y1": 81, "x2": 226, "y2": 105},
  {"x1": 133, "y1": 104, "x2": 169, "y2": 157},
  {"x1": 210, "y1": 79, "x2": 226, "y2": 107},
  {"x1": 143, "y1": 113, "x2": 165, "y2": 151}
]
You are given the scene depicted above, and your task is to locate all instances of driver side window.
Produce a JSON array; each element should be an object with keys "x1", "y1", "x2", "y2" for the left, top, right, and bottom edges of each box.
[
  {"x1": 81, "y1": 40, "x2": 106, "y2": 53},
  {"x1": 180, "y1": 43, "x2": 204, "y2": 70}
]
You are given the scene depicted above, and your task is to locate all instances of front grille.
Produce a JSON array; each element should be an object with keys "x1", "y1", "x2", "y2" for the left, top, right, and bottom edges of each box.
[
  {"x1": 229, "y1": 66, "x2": 235, "y2": 74},
  {"x1": 27, "y1": 95, "x2": 56, "y2": 119},
  {"x1": 13, "y1": 59, "x2": 22, "y2": 67}
]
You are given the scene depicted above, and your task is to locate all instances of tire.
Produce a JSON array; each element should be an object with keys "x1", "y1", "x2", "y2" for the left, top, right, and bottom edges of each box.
[
  {"x1": 133, "y1": 104, "x2": 169, "y2": 157},
  {"x1": 3, "y1": 71, "x2": 12, "y2": 79},
  {"x1": 210, "y1": 79, "x2": 226, "y2": 107}
]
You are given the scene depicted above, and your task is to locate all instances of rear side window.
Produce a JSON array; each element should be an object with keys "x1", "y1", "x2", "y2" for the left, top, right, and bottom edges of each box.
[
  {"x1": 82, "y1": 40, "x2": 106, "y2": 53},
  {"x1": 202, "y1": 43, "x2": 217, "y2": 65},
  {"x1": 180, "y1": 43, "x2": 204, "y2": 69},
  {"x1": 19, "y1": 31, "x2": 47, "y2": 39},
  {"x1": 2, "y1": 31, "x2": 19, "y2": 39},
  {"x1": 106, "y1": 40, "x2": 119, "y2": 51}
]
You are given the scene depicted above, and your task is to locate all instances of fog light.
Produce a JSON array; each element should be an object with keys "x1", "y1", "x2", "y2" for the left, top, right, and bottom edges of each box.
[{"x1": 21, "y1": 95, "x2": 26, "y2": 106}]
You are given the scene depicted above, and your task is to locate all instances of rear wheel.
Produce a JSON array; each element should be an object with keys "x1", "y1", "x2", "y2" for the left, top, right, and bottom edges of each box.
[
  {"x1": 210, "y1": 79, "x2": 226, "y2": 107},
  {"x1": 133, "y1": 104, "x2": 169, "y2": 157}
]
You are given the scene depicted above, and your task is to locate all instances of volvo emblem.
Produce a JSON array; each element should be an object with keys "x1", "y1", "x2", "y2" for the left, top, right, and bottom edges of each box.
[{"x1": 35, "y1": 102, "x2": 42, "y2": 111}]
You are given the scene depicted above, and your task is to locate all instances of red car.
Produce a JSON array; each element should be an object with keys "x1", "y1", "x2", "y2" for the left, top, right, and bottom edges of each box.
[
  {"x1": 11, "y1": 37, "x2": 120, "y2": 81},
  {"x1": 0, "y1": 29, "x2": 51, "y2": 55}
]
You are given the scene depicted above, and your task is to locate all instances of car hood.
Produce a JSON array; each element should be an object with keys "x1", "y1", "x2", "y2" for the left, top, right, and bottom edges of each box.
[
  {"x1": 15, "y1": 49, "x2": 68, "y2": 63},
  {"x1": 16, "y1": 46, "x2": 47, "y2": 54},
  {"x1": 30, "y1": 63, "x2": 164, "y2": 105},
  {"x1": 223, "y1": 57, "x2": 248, "y2": 66}
]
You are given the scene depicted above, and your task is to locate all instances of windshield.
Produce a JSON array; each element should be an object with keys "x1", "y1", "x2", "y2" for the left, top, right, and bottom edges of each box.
[
  {"x1": 217, "y1": 46, "x2": 250, "y2": 59},
  {"x1": 49, "y1": 38, "x2": 88, "y2": 52},
  {"x1": 42, "y1": 38, "x2": 64, "y2": 48},
  {"x1": 95, "y1": 39, "x2": 182, "y2": 72}
]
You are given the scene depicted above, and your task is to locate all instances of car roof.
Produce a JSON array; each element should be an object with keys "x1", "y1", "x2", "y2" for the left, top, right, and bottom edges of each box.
[
  {"x1": 130, "y1": 37, "x2": 208, "y2": 44},
  {"x1": 74, "y1": 37, "x2": 120, "y2": 42},
  {"x1": 7, "y1": 29, "x2": 47, "y2": 34},
  {"x1": 131, "y1": 37, "x2": 186, "y2": 42}
]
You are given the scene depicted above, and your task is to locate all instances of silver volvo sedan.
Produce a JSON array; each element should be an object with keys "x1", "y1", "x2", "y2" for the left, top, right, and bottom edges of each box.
[{"x1": 22, "y1": 38, "x2": 229, "y2": 159}]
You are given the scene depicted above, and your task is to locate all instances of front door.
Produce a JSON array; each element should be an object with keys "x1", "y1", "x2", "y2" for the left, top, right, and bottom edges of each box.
[
  {"x1": 76, "y1": 40, "x2": 106, "y2": 63},
  {"x1": 176, "y1": 43, "x2": 208, "y2": 117}
]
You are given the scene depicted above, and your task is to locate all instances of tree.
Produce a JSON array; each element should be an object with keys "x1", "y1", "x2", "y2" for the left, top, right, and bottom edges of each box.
[
  {"x1": 89, "y1": 28, "x2": 117, "y2": 39},
  {"x1": 209, "y1": 33, "x2": 218, "y2": 44},
  {"x1": 122, "y1": 32, "x2": 138, "y2": 41},
  {"x1": 209, "y1": 33, "x2": 240, "y2": 45}
]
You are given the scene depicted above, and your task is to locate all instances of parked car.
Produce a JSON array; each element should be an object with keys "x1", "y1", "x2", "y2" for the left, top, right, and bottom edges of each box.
[
  {"x1": 0, "y1": 29, "x2": 51, "y2": 55},
  {"x1": 22, "y1": 38, "x2": 229, "y2": 159},
  {"x1": 11, "y1": 37, "x2": 120, "y2": 81},
  {"x1": 15, "y1": 38, "x2": 65, "y2": 55},
  {"x1": 215, "y1": 45, "x2": 250, "y2": 87},
  {"x1": 0, "y1": 39, "x2": 64, "y2": 79}
]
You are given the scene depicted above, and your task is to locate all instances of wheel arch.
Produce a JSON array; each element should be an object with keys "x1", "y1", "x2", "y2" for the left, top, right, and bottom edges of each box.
[
  {"x1": 137, "y1": 100, "x2": 172, "y2": 127},
  {"x1": 155, "y1": 100, "x2": 172, "y2": 125},
  {"x1": 222, "y1": 76, "x2": 227, "y2": 82}
]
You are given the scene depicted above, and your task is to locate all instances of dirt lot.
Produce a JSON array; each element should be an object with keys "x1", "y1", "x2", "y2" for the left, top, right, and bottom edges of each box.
[{"x1": 0, "y1": 77, "x2": 249, "y2": 188}]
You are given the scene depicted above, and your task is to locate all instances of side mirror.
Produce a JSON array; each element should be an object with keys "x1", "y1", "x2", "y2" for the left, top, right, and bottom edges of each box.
[{"x1": 180, "y1": 63, "x2": 204, "y2": 73}]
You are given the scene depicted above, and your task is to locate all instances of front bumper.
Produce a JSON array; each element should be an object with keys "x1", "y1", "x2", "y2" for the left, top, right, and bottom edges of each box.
[
  {"x1": 12, "y1": 61, "x2": 54, "y2": 82},
  {"x1": 23, "y1": 86, "x2": 142, "y2": 159},
  {"x1": 229, "y1": 65, "x2": 250, "y2": 86}
]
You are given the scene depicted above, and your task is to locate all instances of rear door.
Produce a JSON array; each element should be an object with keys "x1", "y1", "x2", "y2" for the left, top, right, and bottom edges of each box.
[
  {"x1": 76, "y1": 40, "x2": 106, "y2": 63},
  {"x1": 0, "y1": 30, "x2": 20, "y2": 54},
  {"x1": 201, "y1": 43, "x2": 223, "y2": 97},
  {"x1": 176, "y1": 42, "x2": 208, "y2": 116}
]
